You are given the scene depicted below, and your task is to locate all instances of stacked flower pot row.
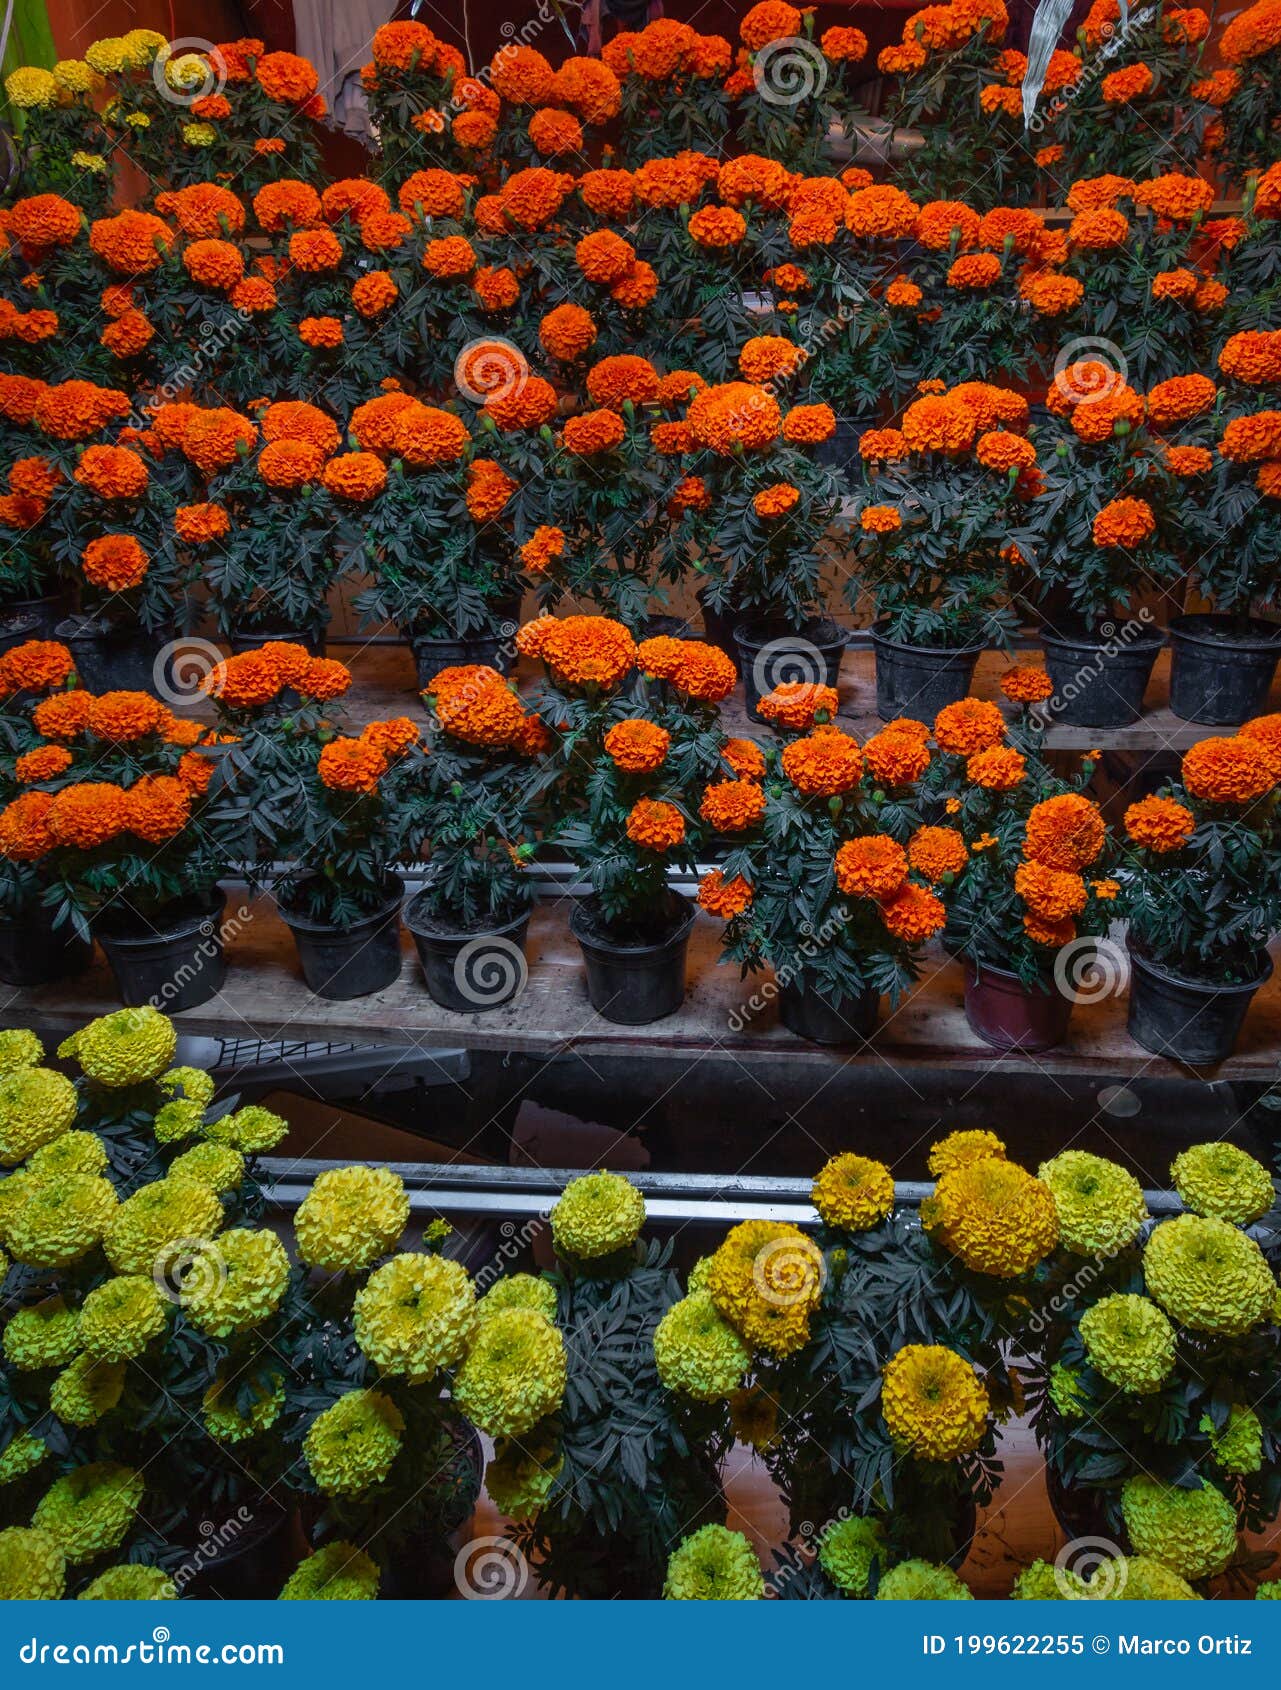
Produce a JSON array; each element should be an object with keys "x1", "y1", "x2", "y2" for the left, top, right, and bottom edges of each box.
[
  {"x1": 0, "y1": 619, "x2": 1276, "y2": 1065},
  {"x1": 2, "y1": 1011, "x2": 1279, "y2": 1599}
]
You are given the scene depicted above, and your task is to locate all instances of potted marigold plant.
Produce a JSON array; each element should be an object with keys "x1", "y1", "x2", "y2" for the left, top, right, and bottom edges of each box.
[
  {"x1": 1218, "y1": 0, "x2": 1281, "y2": 182},
  {"x1": 504, "y1": 1173, "x2": 731, "y2": 1598},
  {"x1": 732, "y1": 5, "x2": 870, "y2": 174},
  {"x1": 922, "y1": 695, "x2": 1118, "y2": 1052},
  {"x1": 203, "y1": 645, "x2": 419, "y2": 1000},
  {"x1": 1161, "y1": 347, "x2": 1281, "y2": 724},
  {"x1": 1022, "y1": 363, "x2": 1181, "y2": 727},
  {"x1": 1031, "y1": 1139, "x2": 1278, "y2": 1577},
  {"x1": 1, "y1": 60, "x2": 112, "y2": 210},
  {"x1": 0, "y1": 688, "x2": 226, "y2": 1008},
  {"x1": 704, "y1": 686, "x2": 945, "y2": 1043},
  {"x1": 346, "y1": 393, "x2": 525, "y2": 681},
  {"x1": 850, "y1": 382, "x2": 1035, "y2": 719},
  {"x1": 517, "y1": 615, "x2": 736, "y2": 1024},
  {"x1": 602, "y1": 21, "x2": 732, "y2": 165},
  {"x1": 0, "y1": 638, "x2": 93, "y2": 985},
  {"x1": 404, "y1": 662, "x2": 546, "y2": 1013},
  {"x1": 1119, "y1": 720, "x2": 1281, "y2": 1063}
]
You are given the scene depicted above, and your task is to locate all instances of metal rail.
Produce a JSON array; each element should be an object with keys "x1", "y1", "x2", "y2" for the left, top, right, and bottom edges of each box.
[{"x1": 257, "y1": 1157, "x2": 1184, "y2": 1227}]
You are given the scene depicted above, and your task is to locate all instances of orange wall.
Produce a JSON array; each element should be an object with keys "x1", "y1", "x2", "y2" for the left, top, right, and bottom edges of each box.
[{"x1": 45, "y1": 0, "x2": 245, "y2": 56}]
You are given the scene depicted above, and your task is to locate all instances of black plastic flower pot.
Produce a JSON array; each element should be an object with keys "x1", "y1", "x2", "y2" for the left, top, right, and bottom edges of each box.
[
  {"x1": 1167, "y1": 613, "x2": 1281, "y2": 726},
  {"x1": 1038, "y1": 625, "x2": 1164, "y2": 728},
  {"x1": 695, "y1": 587, "x2": 744, "y2": 655},
  {"x1": 278, "y1": 879, "x2": 404, "y2": 1000},
  {"x1": 569, "y1": 891, "x2": 695, "y2": 1025},
  {"x1": 410, "y1": 594, "x2": 521, "y2": 687},
  {"x1": 56, "y1": 615, "x2": 178, "y2": 697},
  {"x1": 815, "y1": 414, "x2": 876, "y2": 489},
  {"x1": 404, "y1": 893, "x2": 532, "y2": 1013},
  {"x1": 0, "y1": 610, "x2": 43, "y2": 659},
  {"x1": 869, "y1": 622, "x2": 985, "y2": 721},
  {"x1": 0, "y1": 901, "x2": 93, "y2": 987},
  {"x1": 228, "y1": 627, "x2": 326, "y2": 658},
  {"x1": 1126, "y1": 945, "x2": 1273, "y2": 1066},
  {"x1": 94, "y1": 891, "x2": 227, "y2": 1012},
  {"x1": 777, "y1": 972, "x2": 880, "y2": 1045},
  {"x1": 734, "y1": 616, "x2": 847, "y2": 718},
  {"x1": 4, "y1": 586, "x2": 76, "y2": 638}
]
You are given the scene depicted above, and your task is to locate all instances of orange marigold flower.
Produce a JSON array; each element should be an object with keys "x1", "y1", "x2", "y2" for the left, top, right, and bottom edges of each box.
[
  {"x1": 753, "y1": 482, "x2": 800, "y2": 520},
  {"x1": 1015, "y1": 859, "x2": 1087, "y2": 920},
  {"x1": 914, "y1": 200, "x2": 980, "y2": 252},
  {"x1": 350, "y1": 393, "x2": 427, "y2": 454},
  {"x1": 289, "y1": 227, "x2": 342, "y2": 273},
  {"x1": 89, "y1": 210, "x2": 173, "y2": 275},
  {"x1": 317, "y1": 737, "x2": 387, "y2": 794},
  {"x1": 739, "y1": 336, "x2": 805, "y2": 386},
  {"x1": 885, "y1": 277, "x2": 923, "y2": 309},
  {"x1": 252, "y1": 178, "x2": 322, "y2": 231},
  {"x1": 155, "y1": 182, "x2": 246, "y2": 237},
  {"x1": 550, "y1": 55, "x2": 622, "y2": 121},
  {"x1": 74, "y1": 445, "x2": 148, "y2": 501},
  {"x1": 538, "y1": 615, "x2": 637, "y2": 689},
  {"x1": 1218, "y1": 330, "x2": 1281, "y2": 387},
  {"x1": 453, "y1": 110, "x2": 497, "y2": 150},
  {"x1": 859, "y1": 428, "x2": 908, "y2": 462},
  {"x1": 480, "y1": 375, "x2": 558, "y2": 433},
  {"x1": 782, "y1": 728, "x2": 863, "y2": 796},
  {"x1": 967, "y1": 745, "x2": 1026, "y2": 789},
  {"x1": 880, "y1": 880, "x2": 946, "y2": 942},
  {"x1": 626, "y1": 797, "x2": 685, "y2": 851},
  {"x1": 465, "y1": 459, "x2": 517, "y2": 522},
  {"x1": 586, "y1": 354, "x2": 659, "y2": 410},
  {"x1": 422, "y1": 235, "x2": 476, "y2": 279},
  {"x1": 902, "y1": 395, "x2": 977, "y2": 453},
  {"x1": 845, "y1": 184, "x2": 917, "y2": 240},
  {"x1": 1093, "y1": 496, "x2": 1155, "y2": 548},
  {"x1": 1146, "y1": 372, "x2": 1216, "y2": 427},
  {"x1": 9, "y1": 457, "x2": 60, "y2": 501},
  {"x1": 397, "y1": 168, "x2": 466, "y2": 220},
  {"x1": 33, "y1": 691, "x2": 92, "y2": 739},
  {"x1": 697, "y1": 870, "x2": 753, "y2": 919},
  {"x1": 261, "y1": 400, "x2": 340, "y2": 455},
  {"x1": 1151, "y1": 267, "x2": 1199, "y2": 303},
  {"x1": 539, "y1": 303, "x2": 596, "y2": 363},
  {"x1": 100, "y1": 311, "x2": 153, "y2": 359},
  {"x1": 757, "y1": 681, "x2": 839, "y2": 731},
  {"x1": 1102, "y1": 62, "x2": 1153, "y2": 103},
  {"x1": 256, "y1": 50, "x2": 318, "y2": 104},
  {"x1": 86, "y1": 691, "x2": 170, "y2": 742},
  {"x1": 46, "y1": 781, "x2": 129, "y2": 847},
  {"x1": 611, "y1": 260, "x2": 659, "y2": 310},
  {"x1": 351, "y1": 270, "x2": 398, "y2": 318},
  {"x1": 908, "y1": 825, "x2": 967, "y2": 881},
  {"x1": 10, "y1": 194, "x2": 81, "y2": 249},
  {"x1": 322, "y1": 452, "x2": 386, "y2": 501},
  {"x1": 299, "y1": 316, "x2": 343, "y2": 348},
  {"x1": 258, "y1": 439, "x2": 324, "y2": 488},
  {"x1": 672, "y1": 643, "x2": 737, "y2": 703},
  {"x1": 946, "y1": 252, "x2": 1003, "y2": 290},
  {"x1": 1068, "y1": 207, "x2": 1130, "y2": 248},
  {"x1": 856, "y1": 502, "x2": 901, "y2": 538},
  {"x1": 0, "y1": 638, "x2": 73, "y2": 694},
  {"x1": 688, "y1": 206, "x2": 746, "y2": 248},
  {"x1": 298, "y1": 658, "x2": 351, "y2": 701},
  {"x1": 230, "y1": 276, "x2": 277, "y2": 313},
  {"x1": 741, "y1": 0, "x2": 802, "y2": 49},
  {"x1": 125, "y1": 774, "x2": 191, "y2": 843},
  {"x1": 651, "y1": 420, "x2": 692, "y2": 455},
  {"x1": 1181, "y1": 735, "x2": 1276, "y2": 803},
  {"x1": 174, "y1": 503, "x2": 230, "y2": 544},
  {"x1": 578, "y1": 169, "x2": 635, "y2": 221},
  {"x1": 976, "y1": 431, "x2": 1037, "y2": 474},
  {"x1": 687, "y1": 382, "x2": 781, "y2": 453},
  {"x1": 0, "y1": 789, "x2": 54, "y2": 858},
  {"x1": 473, "y1": 266, "x2": 519, "y2": 313},
  {"x1": 495, "y1": 167, "x2": 573, "y2": 231},
  {"x1": 1258, "y1": 462, "x2": 1281, "y2": 497},
  {"x1": 489, "y1": 44, "x2": 555, "y2": 104},
  {"x1": 528, "y1": 107, "x2": 582, "y2": 156},
  {"x1": 782, "y1": 404, "x2": 835, "y2": 445},
  {"x1": 1219, "y1": 411, "x2": 1281, "y2": 463},
  {"x1": 429, "y1": 666, "x2": 526, "y2": 746},
  {"x1": 718, "y1": 153, "x2": 795, "y2": 210},
  {"x1": 934, "y1": 698, "x2": 1006, "y2": 756},
  {"x1": 14, "y1": 743, "x2": 71, "y2": 784},
  {"x1": 605, "y1": 719, "x2": 670, "y2": 773},
  {"x1": 863, "y1": 729, "x2": 930, "y2": 787},
  {"x1": 1132, "y1": 173, "x2": 1214, "y2": 221},
  {"x1": 359, "y1": 210, "x2": 412, "y2": 252},
  {"x1": 320, "y1": 178, "x2": 390, "y2": 223},
  {"x1": 835, "y1": 834, "x2": 908, "y2": 899},
  {"x1": 657, "y1": 371, "x2": 706, "y2": 408},
  {"x1": 669, "y1": 474, "x2": 711, "y2": 515},
  {"x1": 1124, "y1": 794, "x2": 1195, "y2": 851},
  {"x1": 180, "y1": 407, "x2": 257, "y2": 473},
  {"x1": 1024, "y1": 912, "x2": 1075, "y2": 947},
  {"x1": 1020, "y1": 273, "x2": 1083, "y2": 316},
  {"x1": 723, "y1": 738, "x2": 766, "y2": 781},
  {"x1": 1000, "y1": 664, "x2": 1054, "y2": 704},
  {"x1": 1164, "y1": 445, "x2": 1214, "y2": 476},
  {"x1": 1024, "y1": 793, "x2": 1106, "y2": 870},
  {"x1": 393, "y1": 405, "x2": 470, "y2": 467},
  {"x1": 699, "y1": 779, "x2": 765, "y2": 832},
  {"x1": 563, "y1": 409, "x2": 625, "y2": 456},
  {"x1": 1071, "y1": 387, "x2": 1145, "y2": 442},
  {"x1": 81, "y1": 540, "x2": 150, "y2": 601},
  {"x1": 519, "y1": 525, "x2": 565, "y2": 574}
]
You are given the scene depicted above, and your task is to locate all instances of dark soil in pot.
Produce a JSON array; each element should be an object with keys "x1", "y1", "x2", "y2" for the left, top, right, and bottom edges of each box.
[
  {"x1": 404, "y1": 893, "x2": 532, "y2": 1013},
  {"x1": 277, "y1": 876, "x2": 404, "y2": 1001},
  {"x1": 963, "y1": 956, "x2": 1077, "y2": 1053},
  {"x1": 56, "y1": 615, "x2": 178, "y2": 697},
  {"x1": 0, "y1": 900, "x2": 93, "y2": 987},
  {"x1": 569, "y1": 889, "x2": 694, "y2": 1025},
  {"x1": 734, "y1": 616, "x2": 847, "y2": 718},
  {"x1": 1126, "y1": 944, "x2": 1272, "y2": 1066},
  {"x1": 1167, "y1": 613, "x2": 1281, "y2": 725},
  {"x1": 777, "y1": 972, "x2": 880, "y2": 1045},
  {"x1": 869, "y1": 622, "x2": 986, "y2": 721},
  {"x1": 1039, "y1": 623, "x2": 1164, "y2": 728},
  {"x1": 94, "y1": 890, "x2": 227, "y2": 1012},
  {"x1": 178, "y1": 1496, "x2": 295, "y2": 1600}
]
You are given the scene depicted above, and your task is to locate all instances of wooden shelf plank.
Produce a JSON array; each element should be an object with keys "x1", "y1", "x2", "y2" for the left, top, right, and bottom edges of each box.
[
  {"x1": 3, "y1": 896, "x2": 1277, "y2": 1081},
  {"x1": 261, "y1": 641, "x2": 1277, "y2": 755}
]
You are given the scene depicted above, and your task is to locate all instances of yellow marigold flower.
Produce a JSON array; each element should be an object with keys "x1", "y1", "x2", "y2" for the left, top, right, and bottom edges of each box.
[
  {"x1": 304, "y1": 1390, "x2": 404, "y2": 1497},
  {"x1": 1121, "y1": 1476, "x2": 1236, "y2": 1581},
  {"x1": 550, "y1": 1169, "x2": 645, "y2": 1259},
  {"x1": 811, "y1": 1152, "x2": 894, "y2": 1232},
  {"x1": 5, "y1": 66, "x2": 58, "y2": 108},
  {"x1": 0, "y1": 1066, "x2": 77, "y2": 1165},
  {"x1": 280, "y1": 1542, "x2": 380, "y2": 1600},
  {"x1": 3, "y1": 1295, "x2": 80, "y2": 1371},
  {"x1": 1038, "y1": 1150, "x2": 1147, "y2": 1255},
  {"x1": 453, "y1": 1308, "x2": 566, "y2": 1437},
  {"x1": 58, "y1": 1007, "x2": 176, "y2": 1087},
  {"x1": 8, "y1": 1174, "x2": 117, "y2": 1270},
  {"x1": 922, "y1": 1157, "x2": 1059, "y2": 1277},
  {"x1": 664, "y1": 1524, "x2": 763, "y2": 1600},
  {"x1": 927, "y1": 1129, "x2": 1006, "y2": 1177},
  {"x1": 77, "y1": 1274, "x2": 167, "y2": 1362},
  {"x1": 881, "y1": 1345, "x2": 989, "y2": 1461},
  {"x1": 1080, "y1": 1293, "x2": 1175, "y2": 1393},
  {"x1": 353, "y1": 1253, "x2": 477, "y2": 1381},
  {"x1": 653, "y1": 1290, "x2": 749, "y2": 1401},
  {"x1": 103, "y1": 1176, "x2": 222, "y2": 1275},
  {"x1": 183, "y1": 1229, "x2": 290, "y2": 1338},
  {"x1": 1143, "y1": 1214, "x2": 1274, "y2": 1334},
  {"x1": 0, "y1": 1526, "x2": 65, "y2": 1599},
  {"x1": 203, "y1": 1370, "x2": 285, "y2": 1444},
  {"x1": 294, "y1": 1164, "x2": 408, "y2": 1273},
  {"x1": 33, "y1": 1463, "x2": 143, "y2": 1563},
  {"x1": 1170, "y1": 1142, "x2": 1275, "y2": 1225},
  {"x1": 49, "y1": 1356, "x2": 125, "y2": 1427}
]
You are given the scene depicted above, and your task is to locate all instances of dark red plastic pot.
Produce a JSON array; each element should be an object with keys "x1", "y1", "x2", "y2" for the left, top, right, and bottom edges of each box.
[{"x1": 963, "y1": 958, "x2": 1076, "y2": 1053}]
